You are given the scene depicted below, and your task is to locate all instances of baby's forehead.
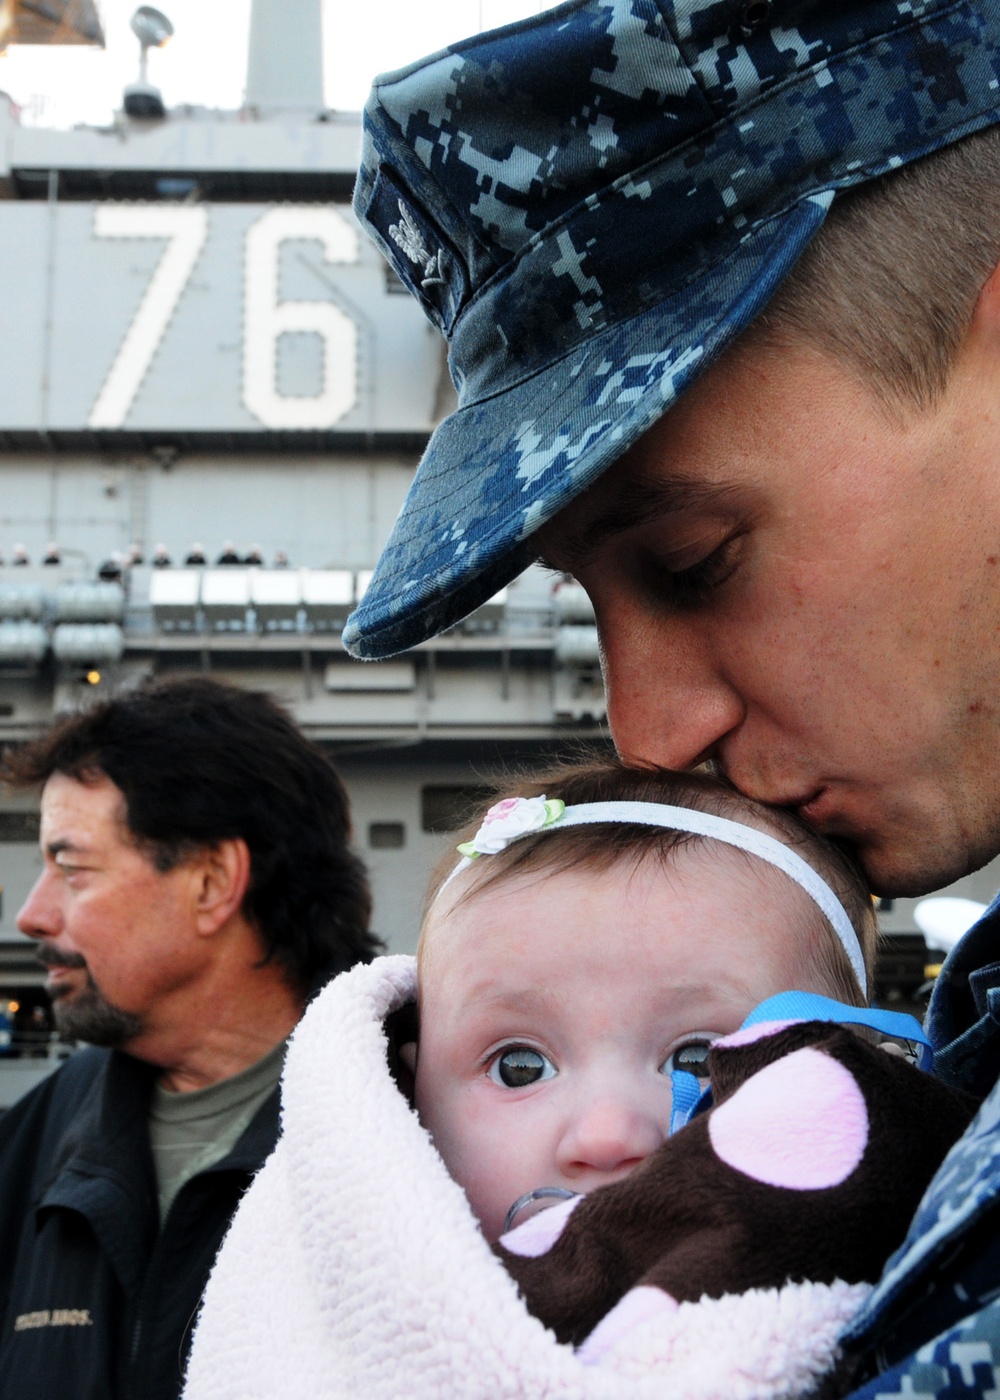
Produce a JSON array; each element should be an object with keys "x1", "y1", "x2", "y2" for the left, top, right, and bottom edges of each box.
[{"x1": 419, "y1": 838, "x2": 817, "y2": 983}]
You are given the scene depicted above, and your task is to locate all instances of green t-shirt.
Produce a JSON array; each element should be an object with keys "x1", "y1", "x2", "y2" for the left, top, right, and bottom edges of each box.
[{"x1": 148, "y1": 1039, "x2": 286, "y2": 1225}]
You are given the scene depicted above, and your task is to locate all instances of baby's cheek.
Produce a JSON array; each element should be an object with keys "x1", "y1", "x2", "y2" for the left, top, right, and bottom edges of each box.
[
  {"x1": 416, "y1": 1073, "x2": 482, "y2": 1181},
  {"x1": 431, "y1": 1098, "x2": 525, "y2": 1239}
]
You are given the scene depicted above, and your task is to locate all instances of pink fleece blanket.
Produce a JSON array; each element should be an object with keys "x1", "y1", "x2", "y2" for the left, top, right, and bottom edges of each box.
[{"x1": 183, "y1": 957, "x2": 974, "y2": 1400}]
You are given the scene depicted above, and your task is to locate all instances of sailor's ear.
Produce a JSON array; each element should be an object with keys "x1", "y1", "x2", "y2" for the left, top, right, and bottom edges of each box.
[
  {"x1": 967, "y1": 259, "x2": 1000, "y2": 355},
  {"x1": 399, "y1": 1042, "x2": 417, "y2": 1073}
]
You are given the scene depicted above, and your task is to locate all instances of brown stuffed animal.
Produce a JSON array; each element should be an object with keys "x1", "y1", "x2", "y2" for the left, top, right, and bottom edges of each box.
[{"x1": 497, "y1": 1020, "x2": 978, "y2": 1357}]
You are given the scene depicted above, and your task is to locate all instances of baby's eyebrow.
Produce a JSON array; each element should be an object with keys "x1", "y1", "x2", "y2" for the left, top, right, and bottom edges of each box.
[{"x1": 459, "y1": 985, "x2": 563, "y2": 1017}]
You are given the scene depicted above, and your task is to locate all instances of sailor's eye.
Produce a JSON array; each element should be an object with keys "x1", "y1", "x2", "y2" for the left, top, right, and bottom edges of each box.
[
  {"x1": 488, "y1": 1047, "x2": 556, "y2": 1088},
  {"x1": 661, "y1": 1039, "x2": 715, "y2": 1079}
]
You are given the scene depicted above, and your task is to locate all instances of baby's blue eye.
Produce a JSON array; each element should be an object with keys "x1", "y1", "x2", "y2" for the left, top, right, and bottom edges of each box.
[
  {"x1": 489, "y1": 1047, "x2": 557, "y2": 1088},
  {"x1": 660, "y1": 1039, "x2": 715, "y2": 1079}
]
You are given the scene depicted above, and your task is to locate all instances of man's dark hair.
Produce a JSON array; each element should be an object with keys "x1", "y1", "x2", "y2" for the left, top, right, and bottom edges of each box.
[{"x1": 2, "y1": 678, "x2": 378, "y2": 992}]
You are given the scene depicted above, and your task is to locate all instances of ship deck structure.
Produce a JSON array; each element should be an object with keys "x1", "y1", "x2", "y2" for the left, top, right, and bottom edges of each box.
[{"x1": 0, "y1": 0, "x2": 991, "y2": 1097}]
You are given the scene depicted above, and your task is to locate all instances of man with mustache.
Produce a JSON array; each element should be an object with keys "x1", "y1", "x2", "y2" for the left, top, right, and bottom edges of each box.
[
  {"x1": 35, "y1": 944, "x2": 139, "y2": 1040},
  {"x1": 341, "y1": 2, "x2": 1000, "y2": 1396},
  {"x1": 0, "y1": 678, "x2": 377, "y2": 1400}
]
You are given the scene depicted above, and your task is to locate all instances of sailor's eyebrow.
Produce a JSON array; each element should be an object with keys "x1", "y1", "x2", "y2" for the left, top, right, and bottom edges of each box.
[{"x1": 536, "y1": 475, "x2": 746, "y2": 574}]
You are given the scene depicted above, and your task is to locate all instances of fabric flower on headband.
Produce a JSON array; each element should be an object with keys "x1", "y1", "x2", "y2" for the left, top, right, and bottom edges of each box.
[{"x1": 457, "y1": 796, "x2": 566, "y2": 858}]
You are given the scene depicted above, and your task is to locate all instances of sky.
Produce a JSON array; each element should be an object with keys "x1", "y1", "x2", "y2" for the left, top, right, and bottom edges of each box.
[{"x1": 0, "y1": 0, "x2": 546, "y2": 126}]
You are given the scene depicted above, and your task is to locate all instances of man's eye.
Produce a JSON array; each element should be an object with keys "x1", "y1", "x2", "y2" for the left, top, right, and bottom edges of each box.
[
  {"x1": 488, "y1": 1047, "x2": 557, "y2": 1088},
  {"x1": 669, "y1": 539, "x2": 741, "y2": 607},
  {"x1": 640, "y1": 535, "x2": 742, "y2": 610},
  {"x1": 660, "y1": 1038, "x2": 716, "y2": 1079}
]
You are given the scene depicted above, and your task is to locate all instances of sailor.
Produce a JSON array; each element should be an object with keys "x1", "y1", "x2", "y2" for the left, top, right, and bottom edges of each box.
[
  {"x1": 215, "y1": 541, "x2": 241, "y2": 566},
  {"x1": 344, "y1": 3, "x2": 1000, "y2": 1395},
  {"x1": 97, "y1": 553, "x2": 123, "y2": 583}
]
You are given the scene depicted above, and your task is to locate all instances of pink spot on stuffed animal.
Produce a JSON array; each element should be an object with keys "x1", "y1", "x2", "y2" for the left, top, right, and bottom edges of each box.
[
  {"x1": 713, "y1": 1020, "x2": 797, "y2": 1049},
  {"x1": 499, "y1": 1195, "x2": 581, "y2": 1257},
  {"x1": 576, "y1": 1286, "x2": 679, "y2": 1365},
  {"x1": 708, "y1": 1047, "x2": 868, "y2": 1189}
]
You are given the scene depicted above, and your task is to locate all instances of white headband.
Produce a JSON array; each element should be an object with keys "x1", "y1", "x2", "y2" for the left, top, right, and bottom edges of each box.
[{"x1": 443, "y1": 797, "x2": 867, "y2": 993}]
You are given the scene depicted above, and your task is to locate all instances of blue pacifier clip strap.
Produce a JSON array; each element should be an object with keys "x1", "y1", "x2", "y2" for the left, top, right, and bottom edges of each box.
[
  {"x1": 741, "y1": 991, "x2": 933, "y2": 1070},
  {"x1": 669, "y1": 1069, "x2": 708, "y2": 1134}
]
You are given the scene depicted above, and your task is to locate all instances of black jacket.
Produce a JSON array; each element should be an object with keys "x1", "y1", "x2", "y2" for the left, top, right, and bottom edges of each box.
[{"x1": 0, "y1": 1045, "x2": 279, "y2": 1400}]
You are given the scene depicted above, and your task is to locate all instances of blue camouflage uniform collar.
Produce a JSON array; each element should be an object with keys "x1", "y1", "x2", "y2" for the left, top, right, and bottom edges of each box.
[
  {"x1": 842, "y1": 897, "x2": 1000, "y2": 1361},
  {"x1": 927, "y1": 894, "x2": 1000, "y2": 1097}
]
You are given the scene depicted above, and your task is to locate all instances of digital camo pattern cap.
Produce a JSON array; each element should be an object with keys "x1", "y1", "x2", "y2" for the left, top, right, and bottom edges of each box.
[{"x1": 345, "y1": 0, "x2": 1000, "y2": 660}]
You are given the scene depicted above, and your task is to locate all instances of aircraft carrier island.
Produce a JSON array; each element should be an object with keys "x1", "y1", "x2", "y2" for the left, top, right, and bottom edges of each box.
[{"x1": 0, "y1": 0, "x2": 993, "y2": 1100}]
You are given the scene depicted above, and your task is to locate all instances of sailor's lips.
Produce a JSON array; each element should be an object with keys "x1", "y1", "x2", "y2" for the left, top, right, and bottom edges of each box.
[
  {"x1": 786, "y1": 788, "x2": 865, "y2": 841},
  {"x1": 744, "y1": 785, "x2": 852, "y2": 836},
  {"x1": 794, "y1": 789, "x2": 830, "y2": 825},
  {"x1": 728, "y1": 783, "x2": 828, "y2": 823}
]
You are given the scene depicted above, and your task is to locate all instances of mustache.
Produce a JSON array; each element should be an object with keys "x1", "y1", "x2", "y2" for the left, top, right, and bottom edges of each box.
[{"x1": 36, "y1": 947, "x2": 87, "y2": 971}]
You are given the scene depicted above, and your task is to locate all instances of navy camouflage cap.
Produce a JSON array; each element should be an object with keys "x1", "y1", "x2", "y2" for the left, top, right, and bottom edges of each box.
[{"x1": 344, "y1": 0, "x2": 1000, "y2": 660}]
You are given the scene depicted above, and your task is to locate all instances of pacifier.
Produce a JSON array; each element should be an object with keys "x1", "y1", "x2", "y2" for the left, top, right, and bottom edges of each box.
[{"x1": 502, "y1": 1186, "x2": 579, "y2": 1235}]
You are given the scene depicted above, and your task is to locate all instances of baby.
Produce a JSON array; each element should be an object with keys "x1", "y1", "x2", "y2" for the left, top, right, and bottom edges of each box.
[
  {"x1": 184, "y1": 760, "x2": 976, "y2": 1400},
  {"x1": 403, "y1": 760, "x2": 880, "y2": 1244}
]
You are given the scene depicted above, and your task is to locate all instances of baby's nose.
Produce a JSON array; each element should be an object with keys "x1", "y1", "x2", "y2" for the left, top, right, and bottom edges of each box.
[{"x1": 556, "y1": 1097, "x2": 667, "y2": 1183}]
